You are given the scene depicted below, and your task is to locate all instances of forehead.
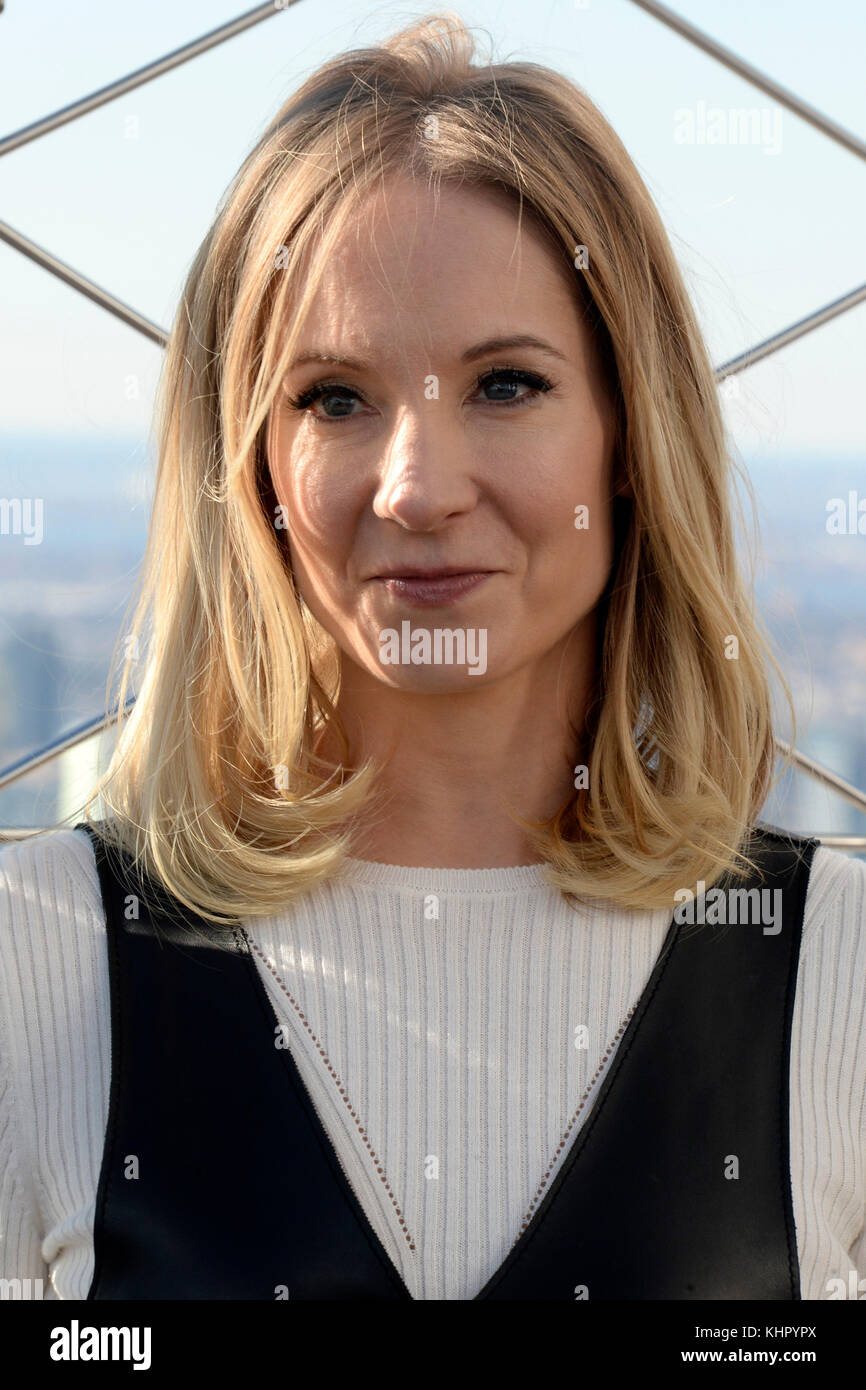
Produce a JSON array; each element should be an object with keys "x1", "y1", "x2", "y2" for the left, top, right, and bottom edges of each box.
[{"x1": 292, "y1": 175, "x2": 583, "y2": 354}]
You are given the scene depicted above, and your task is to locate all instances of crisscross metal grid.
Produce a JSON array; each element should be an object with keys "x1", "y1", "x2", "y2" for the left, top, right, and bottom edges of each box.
[{"x1": 1, "y1": 0, "x2": 864, "y2": 845}]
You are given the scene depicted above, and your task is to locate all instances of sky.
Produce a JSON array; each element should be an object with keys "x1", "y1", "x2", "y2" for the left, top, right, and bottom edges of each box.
[
  {"x1": 0, "y1": 0, "x2": 864, "y2": 835},
  {"x1": 0, "y1": 0, "x2": 864, "y2": 459}
]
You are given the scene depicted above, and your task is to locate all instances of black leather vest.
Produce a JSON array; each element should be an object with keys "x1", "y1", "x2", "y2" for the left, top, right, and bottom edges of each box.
[{"x1": 75, "y1": 818, "x2": 818, "y2": 1300}]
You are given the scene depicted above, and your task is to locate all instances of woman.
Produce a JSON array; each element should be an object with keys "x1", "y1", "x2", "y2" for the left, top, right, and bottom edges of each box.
[{"x1": 1, "y1": 13, "x2": 864, "y2": 1302}]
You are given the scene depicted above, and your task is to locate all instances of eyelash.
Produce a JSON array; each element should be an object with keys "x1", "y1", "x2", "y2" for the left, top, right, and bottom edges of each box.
[{"x1": 283, "y1": 364, "x2": 556, "y2": 423}]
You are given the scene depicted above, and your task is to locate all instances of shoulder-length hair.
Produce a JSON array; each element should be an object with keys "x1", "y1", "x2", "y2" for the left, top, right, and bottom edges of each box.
[{"x1": 73, "y1": 10, "x2": 796, "y2": 922}]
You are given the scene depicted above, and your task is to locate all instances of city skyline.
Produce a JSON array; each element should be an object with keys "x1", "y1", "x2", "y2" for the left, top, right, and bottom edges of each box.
[{"x1": 1, "y1": 432, "x2": 864, "y2": 848}]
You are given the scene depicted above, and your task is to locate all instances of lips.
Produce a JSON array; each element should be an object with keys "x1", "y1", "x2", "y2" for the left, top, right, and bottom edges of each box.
[
  {"x1": 371, "y1": 570, "x2": 494, "y2": 606},
  {"x1": 371, "y1": 567, "x2": 492, "y2": 579}
]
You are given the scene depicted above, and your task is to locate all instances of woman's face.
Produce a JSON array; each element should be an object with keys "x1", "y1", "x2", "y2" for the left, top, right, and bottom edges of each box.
[{"x1": 267, "y1": 174, "x2": 617, "y2": 695}]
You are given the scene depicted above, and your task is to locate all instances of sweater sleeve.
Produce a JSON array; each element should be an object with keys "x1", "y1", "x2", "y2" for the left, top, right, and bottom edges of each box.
[
  {"x1": 793, "y1": 845, "x2": 866, "y2": 1298},
  {"x1": 0, "y1": 838, "x2": 52, "y2": 1298},
  {"x1": 0, "y1": 1037, "x2": 49, "y2": 1297},
  {"x1": 0, "y1": 828, "x2": 110, "y2": 1302}
]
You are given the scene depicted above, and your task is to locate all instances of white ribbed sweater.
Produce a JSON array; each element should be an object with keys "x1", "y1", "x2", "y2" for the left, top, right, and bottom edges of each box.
[{"x1": 1, "y1": 827, "x2": 865, "y2": 1301}]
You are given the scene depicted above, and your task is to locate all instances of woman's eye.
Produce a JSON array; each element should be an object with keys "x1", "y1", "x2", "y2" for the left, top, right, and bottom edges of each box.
[
  {"x1": 296, "y1": 386, "x2": 363, "y2": 420},
  {"x1": 473, "y1": 368, "x2": 552, "y2": 407},
  {"x1": 284, "y1": 366, "x2": 553, "y2": 424}
]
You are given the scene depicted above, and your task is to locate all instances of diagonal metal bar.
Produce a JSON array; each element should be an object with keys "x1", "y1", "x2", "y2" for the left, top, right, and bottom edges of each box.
[
  {"x1": 0, "y1": 1, "x2": 297, "y2": 159},
  {"x1": 715, "y1": 282, "x2": 866, "y2": 379},
  {"x1": 626, "y1": 0, "x2": 866, "y2": 163},
  {"x1": 0, "y1": 697, "x2": 136, "y2": 792},
  {"x1": 804, "y1": 836, "x2": 866, "y2": 851},
  {"x1": 0, "y1": 218, "x2": 168, "y2": 344},
  {"x1": 775, "y1": 740, "x2": 866, "y2": 817}
]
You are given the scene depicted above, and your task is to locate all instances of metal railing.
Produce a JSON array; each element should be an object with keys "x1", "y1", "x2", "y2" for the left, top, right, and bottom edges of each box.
[{"x1": 1, "y1": 0, "x2": 864, "y2": 846}]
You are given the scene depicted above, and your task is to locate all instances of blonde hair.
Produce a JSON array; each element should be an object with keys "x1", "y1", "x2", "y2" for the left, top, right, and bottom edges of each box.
[{"x1": 69, "y1": 11, "x2": 796, "y2": 922}]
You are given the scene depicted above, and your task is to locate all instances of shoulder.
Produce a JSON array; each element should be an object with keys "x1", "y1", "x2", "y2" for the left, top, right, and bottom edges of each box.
[
  {"x1": 801, "y1": 844, "x2": 866, "y2": 952},
  {"x1": 0, "y1": 826, "x2": 104, "y2": 930},
  {"x1": 0, "y1": 827, "x2": 106, "y2": 1012},
  {"x1": 794, "y1": 845, "x2": 866, "y2": 1047}
]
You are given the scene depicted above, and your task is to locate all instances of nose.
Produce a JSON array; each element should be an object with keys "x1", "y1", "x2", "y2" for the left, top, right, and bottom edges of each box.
[{"x1": 372, "y1": 404, "x2": 480, "y2": 531}]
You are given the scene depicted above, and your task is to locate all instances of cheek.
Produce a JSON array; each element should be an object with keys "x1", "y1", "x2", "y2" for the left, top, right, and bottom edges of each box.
[
  {"x1": 532, "y1": 444, "x2": 615, "y2": 596},
  {"x1": 273, "y1": 448, "x2": 361, "y2": 551},
  {"x1": 544, "y1": 430, "x2": 613, "y2": 525}
]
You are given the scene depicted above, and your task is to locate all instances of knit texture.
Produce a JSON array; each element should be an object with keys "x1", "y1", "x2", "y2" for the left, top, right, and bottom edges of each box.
[{"x1": 1, "y1": 828, "x2": 864, "y2": 1300}]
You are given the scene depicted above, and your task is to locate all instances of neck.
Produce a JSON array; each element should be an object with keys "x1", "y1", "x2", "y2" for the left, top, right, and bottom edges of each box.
[{"x1": 313, "y1": 639, "x2": 595, "y2": 870}]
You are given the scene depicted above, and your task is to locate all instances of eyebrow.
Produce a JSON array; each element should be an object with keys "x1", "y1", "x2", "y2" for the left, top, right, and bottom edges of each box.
[{"x1": 287, "y1": 334, "x2": 571, "y2": 372}]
